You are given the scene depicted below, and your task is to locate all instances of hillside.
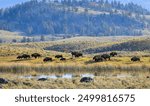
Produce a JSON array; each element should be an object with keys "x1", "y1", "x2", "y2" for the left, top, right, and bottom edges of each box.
[
  {"x1": 0, "y1": 36, "x2": 150, "y2": 56},
  {"x1": 0, "y1": 0, "x2": 150, "y2": 36},
  {"x1": 44, "y1": 36, "x2": 136, "y2": 52},
  {"x1": 42, "y1": 36, "x2": 150, "y2": 54},
  {"x1": 83, "y1": 37, "x2": 150, "y2": 54},
  {"x1": 0, "y1": 30, "x2": 23, "y2": 42}
]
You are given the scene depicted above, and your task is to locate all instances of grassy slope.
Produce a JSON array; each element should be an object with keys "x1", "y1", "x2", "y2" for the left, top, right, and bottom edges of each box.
[
  {"x1": 0, "y1": 30, "x2": 24, "y2": 42},
  {"x1": 84, "y1": 37, "x2": 150, "y2": 54},
  {"x1": 43, "y1": 36, "x2": 150, "y2": 54},
  {"x1": 0, "y1": 36, "x2": 150, "y2": 56}
]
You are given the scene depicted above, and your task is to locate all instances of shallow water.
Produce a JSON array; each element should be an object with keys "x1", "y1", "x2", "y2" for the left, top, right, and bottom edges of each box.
[
  {"x1": 20, "y1": 73, "x2": 133, "y2": 80},
  {"x1": 20, "y1": 73, "x2": 94, "y2": 79}
]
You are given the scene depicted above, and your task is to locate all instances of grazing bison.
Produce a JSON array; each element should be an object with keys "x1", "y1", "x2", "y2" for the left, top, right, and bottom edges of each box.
[
  {"x1": 80, "y1": 77, "x2": 93, "y2": 83},
  {"x1": 60, "y1": 57, "x2": 66, "y2": 61},
  {"x1": 31, "y1": 53, "x2": 41, "y2": 59},
  {"x1": 17, "y1": 54, "x2": 30, "y2": 59},
  {"x1": 55, "y1": 55, "x2": 63, "y2": 58},
  {"x1": 110, "y1": 52, "x2": 117, "y2": 57},
  {"x1": 22, "y1": 54, "x2": 30, "y2": 59},
  {"x1": 101, "y1": 54, "x2": 110, "y2": 60},
  {"x1": 17, "y1": 55, "x2": 23, "y2": 59},
  {"x1": 43, "y1": 57, "x2": 52, "y2": 62},
  {"x1": 0, "y1": 78, "x2": 8, "y2": 84},
  {"x1": 131, "y1": 56, "x2": 140, "y2": 62},
  {"x1": 93, "y1": 55, "x2": 103, "y2": 62},
  {"x1": 71, "y1": 52, "x2": 83, "y2": 58}
]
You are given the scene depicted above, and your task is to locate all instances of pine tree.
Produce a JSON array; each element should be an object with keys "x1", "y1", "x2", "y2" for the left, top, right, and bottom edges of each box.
[{"x1": 40, "y1": 35, "x2": 45, "y2": 41}]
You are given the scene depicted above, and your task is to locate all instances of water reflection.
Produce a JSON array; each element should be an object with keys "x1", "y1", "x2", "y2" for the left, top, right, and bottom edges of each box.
[{"x1": 21, "y1": 73, "x2": 94, "y2": 79}]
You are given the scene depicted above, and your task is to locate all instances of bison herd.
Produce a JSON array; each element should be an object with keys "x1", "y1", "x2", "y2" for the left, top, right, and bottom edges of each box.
[
  {"x1": 93, "y1": 52, "x2": 117, "y2": 62},
  {"x1": 17, "y1": 54, "x2": 30, "y2": 59},
  {"x1": 93, "y1": 52, "x2": 141, "y2": 62},
  {"x1": 16, "y1": 51, "x2": 141, "y2": 62},
  {"x1": 17, "y1": 53, "x2": 41, "y2": 59},
  {"x1": 17, "y1": 53, "x2": 67, "y2": 62}
]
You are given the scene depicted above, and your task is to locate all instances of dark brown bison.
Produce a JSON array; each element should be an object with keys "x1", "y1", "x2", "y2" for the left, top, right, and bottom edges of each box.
[
  {"x1": 17, "y1": 55, "x2": 23, "y2": 59},
  {"x1": 22, "y1": 54, "x2": 30, "y2": 59},
  {"x1": 93, "y1": 55, "x2": 103, "y2": 62},
  {"x1": 31, "y1": 53, "x2": 41, "y2": 59},
  {"x1": 71, "y1": 52, "x2": 83, "y2": 58},
  {"x1": 60, "y1": 57, "x2": 66, "y2": 61},
  {"x1": 131, "y1": 56, "x2": 140, "y2": 62},
  {"x1": 80, "y1": 77, "x2": 93, "y2": 83},
  {"x1": 101, "y1": 54, "x2": 110, "y2": 60},
  {"x1": 55, "y1": 55, "x2": 63, "y2": 58},
  {"x1": 43, "y1": 57, "x2": 52, "y2": 62},
  {"x1": 17, "y1": 54, "x2": 30, "y2": 59},
  {"x1": 110, "y1": 52, "x2": 117, "y2": 57}
]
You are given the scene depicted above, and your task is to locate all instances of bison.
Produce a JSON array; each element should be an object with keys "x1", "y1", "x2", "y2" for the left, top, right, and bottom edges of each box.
[
  {"x1": 22, "y1": 54, "x2": 30, "y2": 59},
  {"x1": 71, "y1": 52, "x2": 83, "y2": 58},
  {"x1": 93, "y1": 55, "x2": 103, "y2": 62},
  {"x1": 43, "y1": 57, "x2": 52, "y2": 62},
  {"x1": 131, "y1": 56, "x2": 140, "y2": 62},
  {"x1": 101, "y1": 54, "x2": 110, "y2": 60},
  {"x1": 55, "y1": 55, "x2": 63, "y2": 58},
  {"x1": 31, "y1": 53, "x2": 41, "y2": 59},
  {"x1": 17, "y1": 55, "x2": 23, "y2": 59},
  {"x1": 17, "y1": 54, "x2": 30, "y2": 59},
  {"x1": 110, "y1": 52, "x2": 117, "y2": 57},
  {"x1": 80, "y1": 77, "x2": 93, "y2": 83},
  {"x1": 60, "y1": 57, "x2": 66, "y2": 61}
]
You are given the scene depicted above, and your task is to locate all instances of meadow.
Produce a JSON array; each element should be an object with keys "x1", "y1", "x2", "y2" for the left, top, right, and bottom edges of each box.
[
  {"x1": 0, "y1": 54, "x2": 150, "y2": 89},
  {"x1": 0, "y1": 36, "x2": 150, "y2": 89}
]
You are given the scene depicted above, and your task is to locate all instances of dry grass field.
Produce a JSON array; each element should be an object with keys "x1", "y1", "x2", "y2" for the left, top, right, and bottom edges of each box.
[
  {"x1": 0, "y1": 55, "x2": 150, "y2": 89},
  {"x1": 0, "y1": 36, "x2": 150, "y2": 89}
]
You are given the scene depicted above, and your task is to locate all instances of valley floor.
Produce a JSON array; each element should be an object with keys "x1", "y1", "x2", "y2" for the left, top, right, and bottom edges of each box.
[{"x1": 0, "y1": 55, "x2": 150, "y2": 89}]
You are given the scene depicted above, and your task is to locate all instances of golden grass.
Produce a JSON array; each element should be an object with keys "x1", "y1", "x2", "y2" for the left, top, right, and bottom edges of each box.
[
  {"x1": 0, "y1": 72, "x2": 150, "y2": 89},
  {"x1": 0, "y1": 55, "x2": 150, "y2": 89},
  {"x1": 0, "y1": 36, "x2": 150, "y2": 89},
  {"x1": 0, "y1": 56, "x2": 150, "y2": 74}
]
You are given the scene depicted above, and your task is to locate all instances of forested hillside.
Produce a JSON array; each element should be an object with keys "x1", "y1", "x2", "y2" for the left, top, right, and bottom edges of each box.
[{"x1": 0, "y1": 0, "x2": 150, "y2": 36}]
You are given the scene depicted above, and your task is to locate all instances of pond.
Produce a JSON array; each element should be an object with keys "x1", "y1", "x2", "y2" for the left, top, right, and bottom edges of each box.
[
  {"x1": 20, "y1": 73, "x2": 133, "y2": 80},
  {"x1": 20, "y1": 73, "x2": 95, "y2": 79}
]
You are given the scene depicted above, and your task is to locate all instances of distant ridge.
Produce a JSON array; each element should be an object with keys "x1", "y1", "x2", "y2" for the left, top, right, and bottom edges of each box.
[{"x1": 0, "y1": 0, "x2": 150, "y2": 36}]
